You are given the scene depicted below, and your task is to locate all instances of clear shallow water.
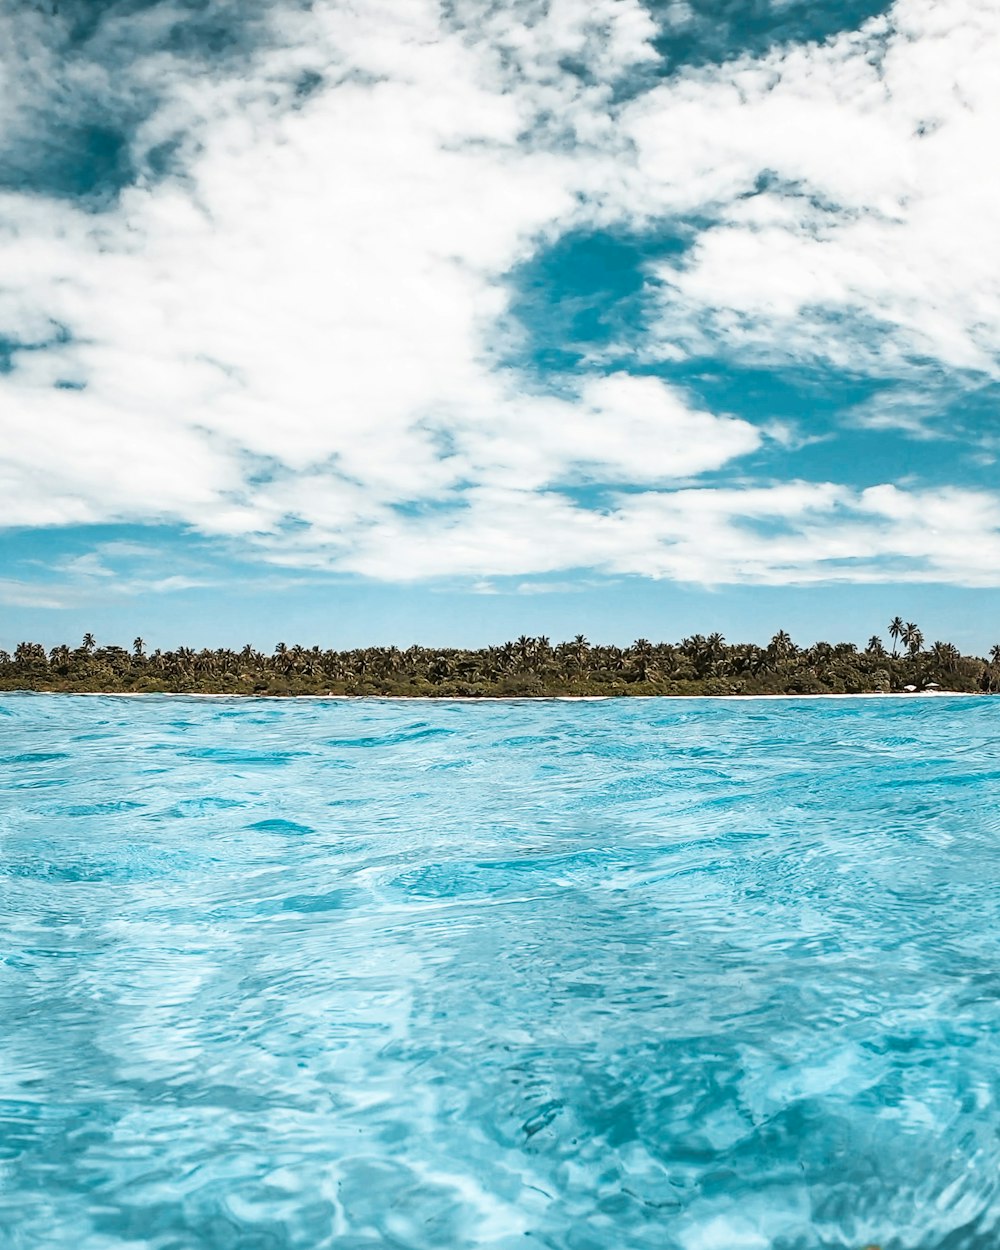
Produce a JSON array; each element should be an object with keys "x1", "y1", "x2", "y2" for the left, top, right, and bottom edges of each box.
[{"x1": 2, "y1": 694, "x2": 1000, "y2": 1250}]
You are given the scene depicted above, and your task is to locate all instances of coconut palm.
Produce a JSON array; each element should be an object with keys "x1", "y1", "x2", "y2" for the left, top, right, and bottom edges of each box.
[
  {"x1": 14, "y1": 642, "x2": 47, "y2": 665},
  {"x1": 0, "y1": 623, "x2": 987, "y2": 696},
  {"x1": 929, "y1": 641, "x2": 959, "y2": 672},
  {"x1": 629, "y1": 638, "x2": 656, "y2": 682},
  {"x1": 571, "y1": 634, "x2": 590, "y2": 673},
  {"x1": 903, "y1": 623, "x2": 923, "y2": 657},
  {"x1": 888, "y1": 617, "x2": 904, "y2": 656},
  {"x1": 767, "y1": 630, "x2": 795, "y2": 662},
  {"x1": 705, "y1": 632, "x2": 726, "y2": 674}
]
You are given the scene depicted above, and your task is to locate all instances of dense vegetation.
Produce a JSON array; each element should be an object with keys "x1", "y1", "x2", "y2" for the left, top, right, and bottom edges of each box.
[{"x1": 2, "y1": 619, "x2": 998, "y2": 696}]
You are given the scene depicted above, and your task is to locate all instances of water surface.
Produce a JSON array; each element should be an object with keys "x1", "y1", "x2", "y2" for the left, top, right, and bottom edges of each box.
[{"x1": 2, "y1": 694, "x2": 999, "y2": 1249}]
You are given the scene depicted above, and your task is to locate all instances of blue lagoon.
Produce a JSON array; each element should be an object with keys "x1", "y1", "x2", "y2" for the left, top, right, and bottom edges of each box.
[{"x1": 2, "y1": 694, "x2": 999, "y2": 1249}]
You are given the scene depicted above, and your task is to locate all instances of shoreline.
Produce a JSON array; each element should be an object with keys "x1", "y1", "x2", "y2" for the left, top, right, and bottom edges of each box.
[{"x1": 0, "y1": 690, "x2": 982, "y2": 702}]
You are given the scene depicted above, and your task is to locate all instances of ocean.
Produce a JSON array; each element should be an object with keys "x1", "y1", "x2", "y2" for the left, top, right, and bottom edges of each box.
[{"x1": 2, "y1": 693, "x2": 999, "y2": 1249}]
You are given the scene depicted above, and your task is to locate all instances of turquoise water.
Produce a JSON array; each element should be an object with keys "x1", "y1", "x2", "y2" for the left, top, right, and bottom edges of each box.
[{"x1": 2, "y1": 694, "x2": 1000, "y2": 1250}]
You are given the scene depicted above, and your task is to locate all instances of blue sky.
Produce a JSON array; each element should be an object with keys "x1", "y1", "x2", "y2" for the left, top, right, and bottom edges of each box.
[{"x1": 2, "y1": 0, "x2": 1000, "y2": 652}]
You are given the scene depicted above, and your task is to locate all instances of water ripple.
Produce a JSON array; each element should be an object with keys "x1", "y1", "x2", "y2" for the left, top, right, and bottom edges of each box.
[{"x1": 2, "y1": 694, "x2": 1000, "y2": 1249}]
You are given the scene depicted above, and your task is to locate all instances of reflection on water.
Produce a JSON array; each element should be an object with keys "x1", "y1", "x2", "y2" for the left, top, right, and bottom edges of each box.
[{"x1": 2, "y1": 694, "x2": 999, "y2": 1249}]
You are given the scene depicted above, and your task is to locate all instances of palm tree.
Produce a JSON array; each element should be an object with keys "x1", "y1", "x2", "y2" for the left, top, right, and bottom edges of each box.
[
  {"x1": 1, "y1": 624, "x2": 991, "y2": 696},
  {"x1": 888, "y1": 617, "x2": 904, "y2": 657},
  {"x1": 929, "y1": 641, "x2": 959, "y2": 673},
  {"x1": 767, "y1": 630, "x2": 795, "y2": 663},
  {"x1": 705, "y1": 632, "x2": 726, "y2": 674},
  {"x1": 903, "y1": 623, "x2": 923, "y2": 657},
  {"x1": 429, "y1": 653, "x2": 453, "y2": 683},
  {"x1": 630, "y1": 638, "x2": 656, "y2": 682},
  {"x1": 15, "y1": 642, "x2": 47, "y2": 665},
  {"x1": 730, "y1": 642, "x2": 764, "y2": 676},
  {"x1": 680, "y1": 634, "x2": 713, "y2": 677},
  {"x1": 658, "y1": 642, "x2": 681, "y2": 678},
  {"x1": 515, "y1": 635, "x2": 534, "y2": 672}
]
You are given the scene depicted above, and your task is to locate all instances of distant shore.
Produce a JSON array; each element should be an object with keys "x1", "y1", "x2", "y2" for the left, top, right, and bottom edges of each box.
[
  {"x1": 0, "y1": 688, "x2": 982, "y2": 701},
  {"x1": 4, "y1": 627, "x2": 995, "y2": 698}
]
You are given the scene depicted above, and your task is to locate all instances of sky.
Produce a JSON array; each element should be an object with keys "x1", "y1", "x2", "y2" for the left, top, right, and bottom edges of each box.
[{"x1": 2, "y1": 0, "x2": 1000, "y2": 652}]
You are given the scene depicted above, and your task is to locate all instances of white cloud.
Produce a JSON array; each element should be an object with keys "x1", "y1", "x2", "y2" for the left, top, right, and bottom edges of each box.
[
  {"x1": 619, "y1": 0, "x2": 1000, "y2": 377},
  {"x1": 1, "y1": 0, "x2": 1000, "y2": 593},
  {"x1": 0, "y1": 0, "x2": 660, "y2": 532},
  {"x1": 267, "y1": 477, "x2": 1000, "y2": 589},
  {"x1": 440, "y1": 372, "x2": 763, "y2": 491},
  {"x1": 0, "y1": 579, "x2": 70, "y2": 611},
  {"x1": 0, "y1": 0, "x2": 738, "y2": 541}
]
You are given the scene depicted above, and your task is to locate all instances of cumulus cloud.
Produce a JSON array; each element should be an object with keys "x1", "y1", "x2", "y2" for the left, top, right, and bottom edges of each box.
[
  {"x1": 620, "y1": 0, "x2": 1000, "y2": 379},
  {"x1": 1, "y1": 0, "x2": 999, "y2": 593},
  {"x1": 0, "y1": 1, "x2": 731, "y2": 535},
  {"x1": 247, "y1": 477, "x2": 1000, "y2": 589}
]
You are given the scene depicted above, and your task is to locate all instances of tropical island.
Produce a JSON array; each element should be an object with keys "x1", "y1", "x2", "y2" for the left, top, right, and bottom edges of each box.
[{"x1": 2, "y1": 619, "x2": 998, "y2": 697}]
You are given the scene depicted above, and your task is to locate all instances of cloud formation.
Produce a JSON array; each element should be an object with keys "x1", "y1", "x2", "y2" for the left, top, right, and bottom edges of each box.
[
  {"x1": 623, "y1": 0, "x2": 1000, "y2": 378},
  {"x1": 1, "y1": 0, "x2": 999, "y2": 594}
]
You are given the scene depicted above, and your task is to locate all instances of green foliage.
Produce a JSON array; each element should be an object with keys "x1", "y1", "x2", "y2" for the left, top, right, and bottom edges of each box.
[{"x1": 0, "y1": 625, "x2": 993, "y2": 697}]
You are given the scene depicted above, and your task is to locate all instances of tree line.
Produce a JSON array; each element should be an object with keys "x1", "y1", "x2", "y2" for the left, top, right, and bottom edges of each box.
[{"x1": 1, "y1": 619, "x2": 998, "y2": 696}]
